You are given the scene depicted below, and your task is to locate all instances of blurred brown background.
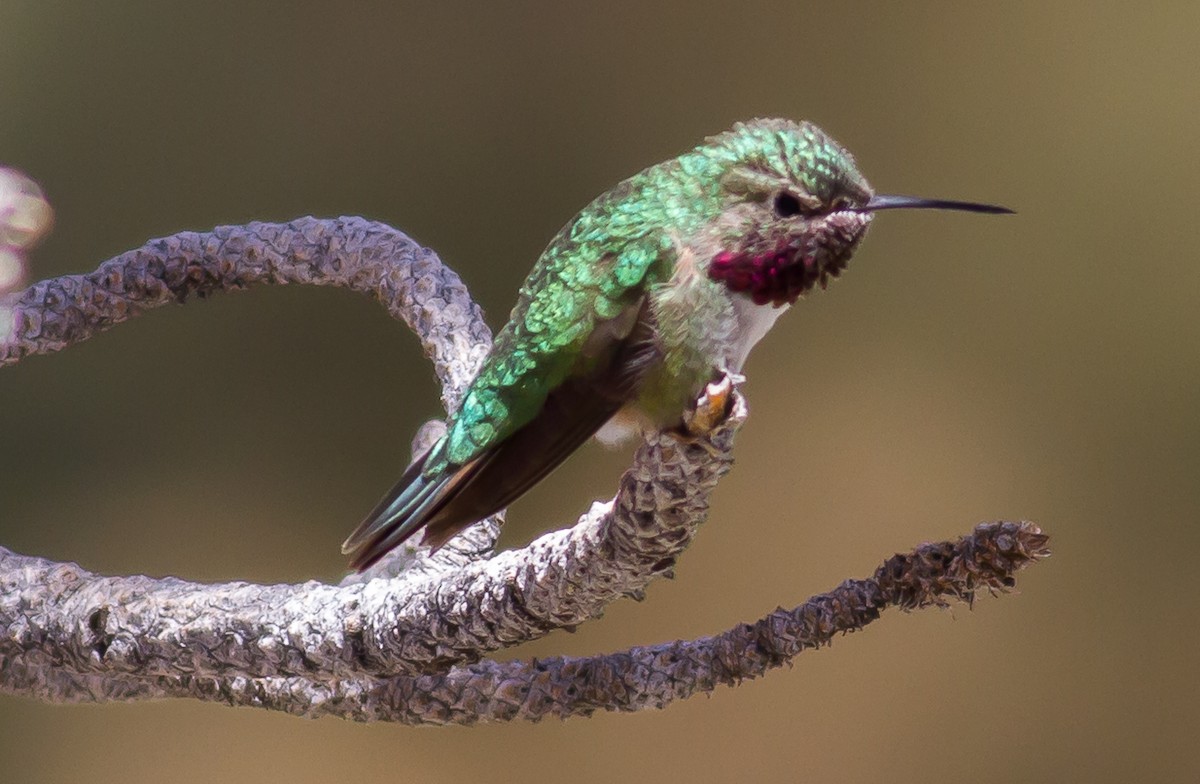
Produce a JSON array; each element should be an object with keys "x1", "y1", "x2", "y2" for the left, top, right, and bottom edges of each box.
[{"x1": 2, "y1": 2, "x2": 1197, "y2": 782}]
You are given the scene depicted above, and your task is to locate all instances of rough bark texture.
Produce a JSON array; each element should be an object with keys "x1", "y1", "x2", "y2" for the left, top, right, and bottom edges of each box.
[
  {"x1": 0, "y1": 216, "x2": 491, "y2": 409},
  {"x1": 0, "y1": 522, "x2": 1048, "y2": 722},
  {"x1": 0, "y1": 215, "x2": 1048, "y2": 723}
]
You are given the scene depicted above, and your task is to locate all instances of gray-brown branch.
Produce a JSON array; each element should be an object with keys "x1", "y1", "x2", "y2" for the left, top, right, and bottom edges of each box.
[
  {"x1": 0, "y1": 218, "x2": 745, "y2": 685},
  {"x1": 0, "y1": 522, "x2": 1048, "y2": 721},
  {"x1": 0, "y1": 215, "x2": 1047, "y2": 722}
]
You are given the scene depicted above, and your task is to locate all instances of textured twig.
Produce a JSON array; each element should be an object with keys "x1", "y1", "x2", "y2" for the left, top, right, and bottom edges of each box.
[
  {"x1": 0, "y1": 216, "x2": 504, "y2": 574},
  {"x1": 0, "y1": 216, "x2": 491, "y2": 409},
  {"x1": 0, "y1": 402, "x2": 742, "y2": 681},
  {"x1": 0, "y1": 217, "x2": 746, "y2": 686},
  {"x1": 0, "y1": 522, "x2": 1048, "y2": 721},
  {"x1": 0, "y1": 211, "x2": 1047, "y2": 723}
]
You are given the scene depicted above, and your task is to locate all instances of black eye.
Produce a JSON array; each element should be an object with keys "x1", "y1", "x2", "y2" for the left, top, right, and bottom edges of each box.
[{"x1": 773, "y1": 192, "x2": 803, "y2": 218}]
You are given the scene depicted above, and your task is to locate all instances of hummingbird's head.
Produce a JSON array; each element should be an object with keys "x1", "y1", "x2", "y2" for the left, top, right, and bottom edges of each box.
[
  {"x1": 700, "y1": 119, "x2": 874, "y2": 307},
  {"x1": 700, "y1": 119, "x2": 1011, "y2": 307}
]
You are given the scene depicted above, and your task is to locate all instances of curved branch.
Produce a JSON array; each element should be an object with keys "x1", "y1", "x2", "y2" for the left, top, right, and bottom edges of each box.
[
  {"x1": 0, "y1": 401, "x2": 743, "y2": 681},
  {"x1": 0, "y1": 216, "x2": 492, "y2": 409},
  {"x1": 0, "y1": 216, "x2": 505, "y2": 572},
  {"x1": 0, "y1": 217, "x2": 747, "y2": 683},
  {"x1": 0, "y1": 212, "x2": 1048, "y2": 723},
  {"x1": 0, "y1": 522, "x2": 1048, "y2": 722}
]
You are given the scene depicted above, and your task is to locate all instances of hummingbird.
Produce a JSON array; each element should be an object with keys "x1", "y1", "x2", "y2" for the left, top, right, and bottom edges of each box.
[{"x1": 343, "y1": 118, "x2": 1011, "y2": 571}]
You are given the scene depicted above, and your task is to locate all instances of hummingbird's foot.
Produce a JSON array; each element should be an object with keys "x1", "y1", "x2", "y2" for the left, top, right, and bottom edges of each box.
[{"x1": 682, "y1": 373, "x2": 742, "y2": 437}]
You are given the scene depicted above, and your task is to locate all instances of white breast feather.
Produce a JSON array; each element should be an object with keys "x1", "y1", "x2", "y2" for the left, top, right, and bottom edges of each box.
[{"x1": 729, "y1": 294, "x2": 788, "y2": 371}]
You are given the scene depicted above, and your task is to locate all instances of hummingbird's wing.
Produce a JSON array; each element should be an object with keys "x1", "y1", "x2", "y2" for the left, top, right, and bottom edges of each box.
[{"x1": 342, "y1": 235, "x2": 671, "y2": 571}]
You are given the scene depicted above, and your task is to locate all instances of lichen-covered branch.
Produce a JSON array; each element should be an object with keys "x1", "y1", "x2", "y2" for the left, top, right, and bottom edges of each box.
[
  {"x1": 0, "y1": 216, "x2": 491, "y2": 410},
  {"x1": 0, "y1": 215, "x2": 505, "y2": 573},
  {"x1": 0, "y1": 215, "x2": 748, "y2": 688},
  {"x1": 0, "y1": 522, "x2": 1049, "y2": 722},
  {"x1": 0, "y1": 400, "x2": 743, "y2": 682},
  {"x1": 0, "y1": 204, "x2": 1048, "y2": 723}
]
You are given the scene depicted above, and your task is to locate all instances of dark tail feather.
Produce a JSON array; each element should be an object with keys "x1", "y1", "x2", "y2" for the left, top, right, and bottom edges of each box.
[
  {"x1": 341, "y1": 447, "x2": 459, "y2": 571},
  {"x1": 344, "y1": 299, "x2": 662, "y2": 571},
  {"x1": 413, "y1": 376, "x2": 629, "y2": 550},
  {"x1": 342, "y1": 382, "x2": 614, "y2": 571},
  {"x1": 342, "y1": 374, "x2": 626, "y2": 571}
]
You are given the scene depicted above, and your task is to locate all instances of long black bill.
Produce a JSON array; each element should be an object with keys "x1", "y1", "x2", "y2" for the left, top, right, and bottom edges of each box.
[{"x1": 860, "y1": 194, "x2": 1014, "y2": 214}]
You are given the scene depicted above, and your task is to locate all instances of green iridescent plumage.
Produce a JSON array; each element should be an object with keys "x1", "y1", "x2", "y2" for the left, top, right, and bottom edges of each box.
[
  {"x1": 342, "y1": 118, "x2": 1009, "y2": 570},
  {"x1": 439, "y1": 119, "x2": 864, "y2": 468}
]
